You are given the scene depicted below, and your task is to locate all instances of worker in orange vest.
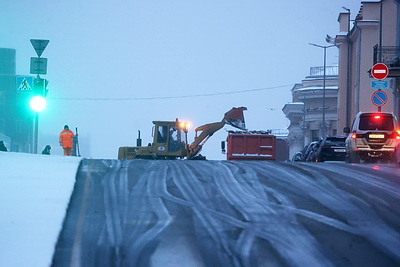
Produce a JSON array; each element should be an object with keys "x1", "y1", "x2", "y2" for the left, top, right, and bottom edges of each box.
[{"x1": 59, "y1": 125, "x2": 75, "y2": 156}]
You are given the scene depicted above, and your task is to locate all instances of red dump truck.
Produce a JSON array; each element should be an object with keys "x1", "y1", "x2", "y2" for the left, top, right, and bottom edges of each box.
[{"x1": 222, "y1": 131, "x2": 276, "y2": 160}]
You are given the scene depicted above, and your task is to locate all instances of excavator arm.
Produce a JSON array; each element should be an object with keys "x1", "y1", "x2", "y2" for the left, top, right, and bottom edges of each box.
[{"x1": 187, "y1": 107, "x2": 247, "y2": 159}]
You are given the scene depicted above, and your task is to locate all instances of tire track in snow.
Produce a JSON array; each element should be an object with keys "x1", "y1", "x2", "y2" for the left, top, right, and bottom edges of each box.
[
  {"x1": 168, "y1": 161, "x2": 241, "y2": 266},
  {"x1": 119, "y1": 160, "x2": 173, "y2": 266},
  {"x1": 251, "y1": 161, "x2": 400, "y2": 264},
  {"x1": 216, "y1": 161, "x2": 332, "y2": 267},
  {"x1": 286, "y1": 162, "x2": 400, "y2": 261}
]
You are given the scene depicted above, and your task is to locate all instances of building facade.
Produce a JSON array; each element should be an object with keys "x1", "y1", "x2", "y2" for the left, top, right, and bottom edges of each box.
[
  {"x1": 0, "y1": 48, "x2": 34, "y2": 152},
  {"x1": 283, "y1": 66, "x2": 339, "y2": 158},
  {"x1": 336, "y1": 0, "x2": 400, "y2": 132}
]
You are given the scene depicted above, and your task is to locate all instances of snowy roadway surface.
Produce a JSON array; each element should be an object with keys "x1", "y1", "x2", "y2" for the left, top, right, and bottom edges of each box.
[
  {"x1": 1, "y1": 153, "x2": 400, "y2": 267},
  {"x1": 52, "y1": 158, "x2": 400, "y2": 267}
]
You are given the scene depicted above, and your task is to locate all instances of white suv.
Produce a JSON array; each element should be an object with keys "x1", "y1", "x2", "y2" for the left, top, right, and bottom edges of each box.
[{"x1": 344, "y1": 112, "x2": 399, "y2": 163}]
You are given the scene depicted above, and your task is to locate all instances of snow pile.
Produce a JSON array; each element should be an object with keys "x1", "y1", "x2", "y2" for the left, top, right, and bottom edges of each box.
[{"x1": 0, "y1": 152, "x2": 81, "y2": 267}]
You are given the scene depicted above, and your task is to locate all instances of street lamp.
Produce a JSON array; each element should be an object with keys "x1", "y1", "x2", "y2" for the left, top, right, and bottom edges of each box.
[{"x1": 309, "y1": 43, "x2": 335, "y2": 138}]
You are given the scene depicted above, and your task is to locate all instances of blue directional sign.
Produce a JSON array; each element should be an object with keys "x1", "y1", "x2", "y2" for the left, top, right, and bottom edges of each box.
[
  {"x1": 371, "y1": 90, "x2": 388, "y2": 107},
  {"x1": 371, "y1": 80, "x2": 388, "y2": 90}
]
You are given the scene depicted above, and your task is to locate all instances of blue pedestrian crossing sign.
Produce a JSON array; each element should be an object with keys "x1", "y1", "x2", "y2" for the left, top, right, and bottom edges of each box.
[
  {"x1": 371, "y1": 90, "x2": 388, "y2": 107},
  {"x1": 16, "y1": 76, "x2": 34, "y2": 92}
]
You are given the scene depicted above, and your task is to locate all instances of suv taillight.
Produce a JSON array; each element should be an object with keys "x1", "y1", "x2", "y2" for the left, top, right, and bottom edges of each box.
[
  {"x1": 351, "y1": 133, "x2": 363, "y2": 139},
  {"x1": 388, "y1": 130, "x2": 400, "y2": 139}
]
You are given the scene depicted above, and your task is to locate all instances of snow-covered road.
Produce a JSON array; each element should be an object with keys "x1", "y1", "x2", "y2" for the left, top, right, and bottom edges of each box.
[{"x1": 52, "y1": 159, "x2": 400, "y2": 267}]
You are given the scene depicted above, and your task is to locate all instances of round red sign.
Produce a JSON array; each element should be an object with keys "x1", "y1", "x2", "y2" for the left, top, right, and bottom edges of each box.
[{"x1": 371, "y1": 63, "x2": 389, "y2": 80}]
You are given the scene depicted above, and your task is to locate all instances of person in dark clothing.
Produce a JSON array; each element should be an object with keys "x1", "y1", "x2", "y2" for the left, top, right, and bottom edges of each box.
[
  {"x1": 0, "y1": 141, "x2": 7, "y2": 152},
  {"x1": 42, "y1": 145, "x2": 51, "y2": 155}
]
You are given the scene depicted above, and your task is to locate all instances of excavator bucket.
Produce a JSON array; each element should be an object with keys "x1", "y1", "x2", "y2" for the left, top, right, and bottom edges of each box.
[{"x1": 223, "y1": 107, "x2": 247, "y2": 130}]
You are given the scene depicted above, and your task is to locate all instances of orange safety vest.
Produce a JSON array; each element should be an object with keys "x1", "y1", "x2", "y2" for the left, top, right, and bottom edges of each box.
[{"x1": 59, "y1": 129, "x2": 75, "y2": 148}]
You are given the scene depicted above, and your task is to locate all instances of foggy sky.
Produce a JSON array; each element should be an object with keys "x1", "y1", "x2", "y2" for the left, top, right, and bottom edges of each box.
[{"x1": 1, "y1": 0, "x2": 363, "y2": 159}]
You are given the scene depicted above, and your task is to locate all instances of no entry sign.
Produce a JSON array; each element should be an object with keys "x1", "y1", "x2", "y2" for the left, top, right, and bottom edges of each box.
[
  {"x1": 371, "y1": 63, "x2": 389, "y2": 80},
  {"x1": 371, "y1": 90, "x2": 388, "y2": 107}
]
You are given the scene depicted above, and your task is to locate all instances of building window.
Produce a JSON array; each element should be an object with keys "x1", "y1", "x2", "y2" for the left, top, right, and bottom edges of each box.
[
  {"x1": 311, "y1": 130, "x2": 319, "y2": 141},
  {"x1": 332, "y1": 129, "x2": 337, "y2": 135},
  {"x1": 11, "y1": 144, "x2": 19, "y2": 152},
  {"x1": 0, "y1": 119, "x2": 4, "y2": 132},
  {"x1": 16, "y1": 120, "x2": 25, "y2": 133},
  {"x1": 0, "y1": 91, "x2": 5, "y2": 105}
]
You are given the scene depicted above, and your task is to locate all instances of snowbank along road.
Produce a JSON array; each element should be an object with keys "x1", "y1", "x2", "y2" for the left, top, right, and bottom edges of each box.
[{"x1": 52, "y1": 159, "x2": 400, "y2": 267}]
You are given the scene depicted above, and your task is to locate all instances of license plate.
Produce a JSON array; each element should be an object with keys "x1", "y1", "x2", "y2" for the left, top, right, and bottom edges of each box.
[
  {"x1": 369, "y1": 134, "x2": 385, "y2": 139},
  {"x1": 334, "y1": 149, "x2": 346, "y2": 152}
]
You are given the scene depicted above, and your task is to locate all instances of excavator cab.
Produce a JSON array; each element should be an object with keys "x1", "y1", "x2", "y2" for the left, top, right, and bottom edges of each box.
[
  {"x1": 118, "y1": 119, "x2": 189, "y2": 159},
  {"x1": 151, "y1": 120, "x2": 189, "y2": 158}
]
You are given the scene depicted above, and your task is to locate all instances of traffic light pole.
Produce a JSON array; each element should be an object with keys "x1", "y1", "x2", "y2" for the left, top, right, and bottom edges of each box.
[
  {"x1": 34, "y1": 112, "x2": 39, "y2": 154},
  {"x1": 30, "y1": 39, "x2": 49, "y2": 154}
]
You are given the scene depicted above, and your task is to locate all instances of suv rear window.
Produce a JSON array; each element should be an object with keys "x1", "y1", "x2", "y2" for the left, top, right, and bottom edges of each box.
[
  {"x1": 325, "y1": 137, "x2": 346, "y2": 146},
  {"x1": 359, "y1": 114, "x2": 394, "y2": 131}
]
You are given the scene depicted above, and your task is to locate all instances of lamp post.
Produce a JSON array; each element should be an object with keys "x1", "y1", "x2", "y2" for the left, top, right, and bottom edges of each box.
[{"x1": 309, "y1": 43, "x2": 335, "y2": 138}]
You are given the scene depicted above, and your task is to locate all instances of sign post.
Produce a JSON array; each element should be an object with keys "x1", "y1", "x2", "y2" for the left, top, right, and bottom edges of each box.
[
  {"x1": 29, "y1": 39, "x2": 49, "y2": 154},
  {"x1": 371, "y1": 63, "x2": 389, "y2": 112}
]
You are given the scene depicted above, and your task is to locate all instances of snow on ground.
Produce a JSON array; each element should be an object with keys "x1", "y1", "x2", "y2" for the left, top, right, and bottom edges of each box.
[{"x1": 0, "y1": 152, "x2": 81, "y2": 267}]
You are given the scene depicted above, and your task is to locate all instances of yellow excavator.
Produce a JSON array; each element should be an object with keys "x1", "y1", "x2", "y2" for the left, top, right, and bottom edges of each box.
[{"x1": 118, "y1": 107, "x2": 247, "y2": 160}]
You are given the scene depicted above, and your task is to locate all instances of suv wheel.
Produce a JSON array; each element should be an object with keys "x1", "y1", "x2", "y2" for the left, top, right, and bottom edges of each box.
[
  {"x1": 347, "y1": 151, "x2": 360, "y2": 163},
  {"x1": 388, "y1": 153, "x2": 397, "y2": 164}
]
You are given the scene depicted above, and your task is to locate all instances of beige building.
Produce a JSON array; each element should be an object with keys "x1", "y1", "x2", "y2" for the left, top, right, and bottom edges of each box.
[
  {"x1": 283, "y1": 0, "x2": 400, "y2": 159},
  {"x1": 336, "y1": 0, "x2": 400, "y2": 132}
]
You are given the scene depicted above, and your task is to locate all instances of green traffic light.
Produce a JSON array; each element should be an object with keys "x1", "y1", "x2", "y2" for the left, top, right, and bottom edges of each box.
[{"x1": 30, "y1": 95, "x2": 47, "y2": 112}]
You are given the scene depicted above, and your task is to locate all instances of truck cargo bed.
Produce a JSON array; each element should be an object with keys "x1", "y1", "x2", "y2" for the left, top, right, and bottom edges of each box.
[{"x1": 226, "y1": 132, "x2": 276, "y2": 160}]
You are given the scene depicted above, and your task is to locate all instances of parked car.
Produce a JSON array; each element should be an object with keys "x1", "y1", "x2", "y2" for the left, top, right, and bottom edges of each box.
[
  {"x1": 300, "y1": 144, "x2": 310, "y2": 161},
  {"x1": 344, "y1": 112, "x2": 399, "y2": 163},
  {"x1": 291, "y1": 152, "x2": 303, "y2": 161},
  {"x1": 304, "y1": 141, "x2": 320, "y2": 162},
  {"x1": 315, "y1": 136, "x2": 347, "y2": 162},
  {"x1": 301, "y1": 142, "x2": 315, "y2": 162}
]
